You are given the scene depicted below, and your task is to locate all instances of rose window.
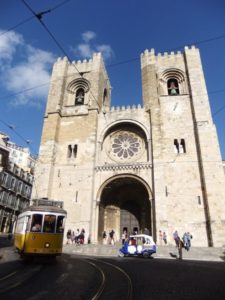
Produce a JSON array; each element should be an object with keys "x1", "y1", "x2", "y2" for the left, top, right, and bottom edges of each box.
[{"x1": 109, "y1": 131, "x2": 144, "y2": 161}]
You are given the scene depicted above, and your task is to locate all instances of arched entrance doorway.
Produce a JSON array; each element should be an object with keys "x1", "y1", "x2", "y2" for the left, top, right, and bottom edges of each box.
[{"x1": 98, "y1": 176, "x2": 152, "y2": 241}]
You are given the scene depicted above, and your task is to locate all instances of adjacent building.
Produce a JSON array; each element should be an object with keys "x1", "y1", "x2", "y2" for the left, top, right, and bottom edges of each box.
[
  {"x1": 0, "y1": 133, "x2": 35, "y2": 233},
  {"x1": 34, "y1": 47, "x2": 225, "y2": 246}
]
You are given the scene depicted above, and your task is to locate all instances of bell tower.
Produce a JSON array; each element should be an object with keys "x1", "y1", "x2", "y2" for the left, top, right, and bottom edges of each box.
[
  {"x1": 140, "y1": 46, "x2": 225, "y2": 247},
  {"x1": 34, "y1": 53, "x2": 111, "y2": 213}
]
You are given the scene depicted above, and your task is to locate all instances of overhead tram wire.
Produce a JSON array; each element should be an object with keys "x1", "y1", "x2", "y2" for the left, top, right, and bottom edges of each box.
[
  {"x1": 2, "y1": 1, "x2": 225, "y2": 115},
  {"x1": 0, "y1": 15, "x2": 35, "y2": 37},
  {"x1": 0, "y1": 118, "x2": 37, "y2": 155},
  {"x1": 1, "y1": 76, "x2": 225, "y2": 116},
  {"x1": 107, "y1": 33, "x2": 225, "y2": 69},
  {"x1": 21, "y1": 0, "x2": 102, "y2": 113},
  {"x1": 0, "y1": 0, "x2": 73, "y2": 37},
  {"x1": 1, "y1": 115, "x2": 223, "y2": 166}
]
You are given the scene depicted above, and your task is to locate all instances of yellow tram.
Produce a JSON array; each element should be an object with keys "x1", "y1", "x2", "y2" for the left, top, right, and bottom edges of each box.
[{"x1": 14, "y1": 199, "x2": 67, "y2": 257}]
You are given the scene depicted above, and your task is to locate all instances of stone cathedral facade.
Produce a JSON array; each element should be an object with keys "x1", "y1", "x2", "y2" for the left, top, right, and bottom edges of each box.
[{"x1": 34, "y1": 46, "x2": 225, "y2": 247}]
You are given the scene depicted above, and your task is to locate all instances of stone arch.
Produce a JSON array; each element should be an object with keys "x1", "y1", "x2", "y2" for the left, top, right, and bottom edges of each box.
[
  {"x1": 96, "y1": 174, "x2": 154, "y2": 241},
  {"x1": 97, "y1": 120, "x2": 150, "y2": 164},
  {"x1": 96, "y1": 174, "x2": 152, "y2": 201},
  {"x1": 67, "y1": 78, "x2": 90, "y2": 94},
  {"x1": 99, "y1": 119, "x2": 150, "y2": 144}
]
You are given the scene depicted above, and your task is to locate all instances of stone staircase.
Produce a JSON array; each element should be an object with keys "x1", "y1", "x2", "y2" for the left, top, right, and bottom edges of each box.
[{"x1": 63, "y1": 243, "x2": 225, "y2": 262}]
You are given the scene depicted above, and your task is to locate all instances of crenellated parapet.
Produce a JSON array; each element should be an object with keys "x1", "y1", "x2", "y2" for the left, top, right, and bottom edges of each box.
[
  {"x1": 141, "y1": 45, "x2": 198, "y2": 68},
  {"x1": 54, "y1": 52, "x2": 106, "y2": 76},
  {"x1": 110, "y1": 104, "x2": 143, "y2": 113}
]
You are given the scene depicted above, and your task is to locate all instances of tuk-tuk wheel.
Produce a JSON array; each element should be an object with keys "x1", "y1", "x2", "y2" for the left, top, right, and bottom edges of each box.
[
  {"x1": 118, "y1": 251, "x2": 125, "y2": 257},
  {"x1": 143, "y1": 252, "x2": 149, "y2": 258}
]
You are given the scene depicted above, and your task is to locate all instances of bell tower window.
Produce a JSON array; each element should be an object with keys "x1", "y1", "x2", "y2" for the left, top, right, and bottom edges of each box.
[
  {"x1": 168, "y1": 78, "x2": 179, "y2": 95},
  {"x1": 103, "y1": 89, "x2": 107, "y2": 104},
  {"x1": 75, "y1": 88, "x2": 85, "y2": 105}
]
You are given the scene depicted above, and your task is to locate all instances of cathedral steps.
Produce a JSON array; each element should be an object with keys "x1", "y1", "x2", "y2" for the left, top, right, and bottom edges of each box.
[{"x1": 63, "y1": 243, "x2": 225, "y2": 262}]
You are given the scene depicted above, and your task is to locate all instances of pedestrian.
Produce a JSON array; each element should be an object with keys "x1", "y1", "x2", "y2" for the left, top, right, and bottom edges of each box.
[
  {"x1": 173, "y1": 230, "x2": 180, "y2": 248},
  {"x1": 88, "y1": 234, "x2": 91, "y2": 244},
  {"x1": 182, "y1": 232, "x2": 188, "y2": 250},
  {"x1": 121, "y1": 230, "x2": 127, "y2": 245},
  {"x1": 76, "y1": 228, "x2": 85, "y2": 245},
  {"x1": 109, "y1": 229, "x2": 115, "y2": 245},
  {"x1": 187, "y1": 232, "x2": 193, "y2": 248},
  {"x1": 178, "y1": 238, "x2": 184, "y2": 260},
  {"x1": 80, "y1": 228, "x2": 85, "y2": 244},
  {"x1": 66, "y1": 229, "x2": 72, "y2": 244},
  {"x1": 102, "y1": 231, "x2": 107, "y2": 245},
  {"x1": 74, "y1": 228, "x2": 80, "y2": 244},
  {"x1": 71, "y1": 231, "x2": 75, "y2": 244},
  {"x1": 159, "y1": 230, "x2": 163, "y2": 245},
  {"x1": 163, "y1": 232, "x2": 167, "y2": 245},
  {"x1": 133, "y1": 228, "x2": 138, "y2": 235}
]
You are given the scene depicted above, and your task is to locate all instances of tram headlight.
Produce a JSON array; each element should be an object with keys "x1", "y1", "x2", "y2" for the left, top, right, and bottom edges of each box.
[{"x1": 44, "y1": 242, "x2": 50, "y2": 248}]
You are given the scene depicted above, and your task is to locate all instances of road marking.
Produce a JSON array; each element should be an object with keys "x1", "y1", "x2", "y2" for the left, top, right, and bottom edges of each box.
[{"x1": 0, "y1": 271, "x2": 17, "y2": 282}]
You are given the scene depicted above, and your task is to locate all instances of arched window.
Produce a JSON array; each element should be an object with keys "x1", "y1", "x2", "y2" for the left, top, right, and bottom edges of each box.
[
  {"x1": 103, "y1": 89, "x2": 107, "y2": 105},
  {"x1": 167, "y1": 78, "x2": 179, "y2": 95},
  {"x1": 75, "y1": 88, "x2": 85, "y2": 105},
  {"x1": 174, "y1": 139, "x2": 179, "y2": 154},
  {"x1": 180, "y1": 139, "x2": 186, "y2": 153}
]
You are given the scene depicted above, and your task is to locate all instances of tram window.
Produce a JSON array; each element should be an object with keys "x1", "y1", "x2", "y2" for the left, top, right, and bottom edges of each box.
[
  {"x1": 56, "y1": 216, "x2": 65, "y2": 233},
  {"x1": 43, "y1": 215, "x2": 56, "y2": 233},
  {"x1": 26, "y1": 216, "x2": 31, "y2": 232},
  {"x1": 15, "y1": 216, "x2": 26, "y2": 233},
  {"x1": 31, "y1": 214, "x2": 43, "y2": 232}
]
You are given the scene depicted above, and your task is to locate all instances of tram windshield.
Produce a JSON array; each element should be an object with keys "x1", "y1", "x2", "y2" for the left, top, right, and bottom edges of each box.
[
  {"x1": 56, "y1": 215, "x2": 65, "y2": 233},
  {"x1": 31, "y1": 214, "x2": 43, "y2": 232},
  {"x1": 43, "y1": 215, "x2": 56, "y2": 233},
  {"x1": 30, "y1": 214, "x2": 65, "y2": 233}
]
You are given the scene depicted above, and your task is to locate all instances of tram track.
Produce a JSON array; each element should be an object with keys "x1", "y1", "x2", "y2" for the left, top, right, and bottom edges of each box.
[{"x1": 87, "y1": 257, "x2": 133, "y2": 300}]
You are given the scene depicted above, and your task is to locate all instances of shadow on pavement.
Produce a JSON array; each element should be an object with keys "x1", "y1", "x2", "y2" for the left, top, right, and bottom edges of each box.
[{"x1": 0, "y1": 234, "x2": 14, "y2": 249}]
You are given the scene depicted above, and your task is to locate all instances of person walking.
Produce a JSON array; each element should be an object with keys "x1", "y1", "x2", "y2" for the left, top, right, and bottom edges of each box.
[
  {"x1": 66, "y1": 229, "x2": 72, "y2": 244},
  {"x1": 183, "y1": 232, "x2": 193, "y2": 251},
  {"x1": 178, "y1": 238, "x2": 184, "y2": 260},
  {"x1": 102, "y1": 231, "x2": 107, "y2": 245},
  {"x1": 159, "y1": 230, "x2": 163, "y2": 245},
  {"x1": 121, "y1": 230, "x2": 127, "y2": 245},
  {"x1": 163, "y1": 232, "x2": 167, "y2": 245},
  {"x1": 109, "y1": 229, "x2": 115, "y2": 245},
  {"x1": 173, "y1": 230, "x2": 180, "y2": 248}
]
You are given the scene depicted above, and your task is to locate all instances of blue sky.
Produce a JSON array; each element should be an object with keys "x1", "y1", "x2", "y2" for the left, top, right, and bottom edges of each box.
[{"x1": 0, "y1": 0, "x2": 225, "y2": 159}]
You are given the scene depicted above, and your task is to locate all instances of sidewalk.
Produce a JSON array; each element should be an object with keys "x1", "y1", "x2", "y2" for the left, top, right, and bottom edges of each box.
[
  {"x1": 0, "y1": 234, "x2": 18, "y2": 263},
  {"x1": 1, "y1": 234, "x2": 225, "y2": 263},
  {"x1": 63, "y1": 243, "x2": 225, "y2": 262}
]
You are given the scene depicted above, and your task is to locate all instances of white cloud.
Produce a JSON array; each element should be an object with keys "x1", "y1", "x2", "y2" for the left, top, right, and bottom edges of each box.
[
  {"x1": 96, "y1": 45, "x2": 114, "y2": 60},
  {"x1": 0, "y1": 30, "x2": 23, "y2": 67},
  {"x1": 0, "y1": 29, "x2": 55, "y2": 107},
  {"x1": 82, "y1": 31, "x2": 96, "y2": 43},
  {"x1": 72, "y1": 31, "x2": 114, "y2": 61},
  {"x1": 76, "y1": 43, "x2": 93, "y2": 58}
]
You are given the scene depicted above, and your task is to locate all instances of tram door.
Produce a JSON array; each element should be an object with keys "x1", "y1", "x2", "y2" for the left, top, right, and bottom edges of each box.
[{"x1": 120, "y1": 209, "x2": 139, "y2": 236}]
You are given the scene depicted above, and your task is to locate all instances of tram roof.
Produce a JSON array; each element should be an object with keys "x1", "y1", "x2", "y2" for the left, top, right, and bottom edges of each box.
[{"x1": 22, "y1": 205, "x2": 67, "y2": 215}]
